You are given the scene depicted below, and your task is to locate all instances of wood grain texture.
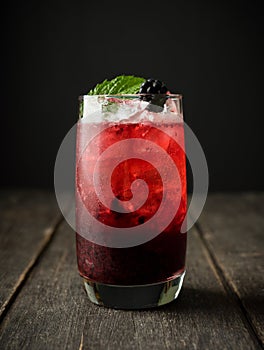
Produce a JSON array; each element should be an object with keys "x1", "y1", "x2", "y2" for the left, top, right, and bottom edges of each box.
[
  {"x1": 0, "y1": 189, "x2": 61, "y2": 320},
  {"x1": 0, "y1": 215, "x2": 260, "y2": 349},
  {"x1": 196, "y1": 192, "x2": 264, "y2": 346}
]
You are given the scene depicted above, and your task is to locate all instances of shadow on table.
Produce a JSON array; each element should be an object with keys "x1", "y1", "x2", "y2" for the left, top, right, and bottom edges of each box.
[
  {"x1": 157, "y1": 287, "x2": 229, "y2": 314},
  {"x1": 157, "y1": 287, "x2": 264, "y2": 317}
]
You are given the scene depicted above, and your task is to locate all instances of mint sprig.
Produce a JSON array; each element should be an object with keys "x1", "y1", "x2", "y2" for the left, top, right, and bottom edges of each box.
[{"x1": 88, "y1": 75, "x2": 145, "y2": 95}]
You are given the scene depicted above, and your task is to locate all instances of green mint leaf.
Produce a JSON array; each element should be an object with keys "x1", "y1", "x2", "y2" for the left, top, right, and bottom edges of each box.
[{"x1": 88, "y1": 75, "x2": 145, "y2": 95}]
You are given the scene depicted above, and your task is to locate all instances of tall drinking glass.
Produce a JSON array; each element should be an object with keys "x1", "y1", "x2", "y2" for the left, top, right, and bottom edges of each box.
[{"x1": 75, "y1": 94, "x2": 187, "y2": 309}]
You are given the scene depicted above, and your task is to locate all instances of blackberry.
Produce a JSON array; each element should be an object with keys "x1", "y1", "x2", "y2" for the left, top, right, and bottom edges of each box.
[{"x1": 139, "y1": 78, "x2": 168, "y2": 112}]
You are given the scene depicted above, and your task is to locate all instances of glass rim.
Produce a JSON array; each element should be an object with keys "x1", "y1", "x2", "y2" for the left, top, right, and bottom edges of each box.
[{"x1": 79, "y1": 93, "x2": 182, "y2": 99}]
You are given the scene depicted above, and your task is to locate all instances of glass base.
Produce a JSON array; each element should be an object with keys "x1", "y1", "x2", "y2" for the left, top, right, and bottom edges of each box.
[{"x1": 82, "y1": 271, "x2": 185, "y2": 310}]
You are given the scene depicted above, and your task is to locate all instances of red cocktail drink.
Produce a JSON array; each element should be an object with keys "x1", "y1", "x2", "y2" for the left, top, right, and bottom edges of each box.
[{"x1": 76, "y1": 95, "x2": 187, "y2": 308}]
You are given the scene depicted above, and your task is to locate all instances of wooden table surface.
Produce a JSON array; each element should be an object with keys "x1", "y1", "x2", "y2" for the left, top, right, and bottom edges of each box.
[{"x1": 0, "y1": 190, "x2": 263, "y2": 349}]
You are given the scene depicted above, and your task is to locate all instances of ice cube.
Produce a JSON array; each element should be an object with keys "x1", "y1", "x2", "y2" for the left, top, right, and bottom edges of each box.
[
  {"x1": 82, "y1": 96, "x2": 102, "y2": 121},
  {"x1": 111, "y1": 99, "x2": 148, "y2": 123}
]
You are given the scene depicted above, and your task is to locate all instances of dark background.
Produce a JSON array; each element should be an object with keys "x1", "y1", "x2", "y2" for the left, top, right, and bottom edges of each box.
[{"x1": 1, "y1": 0, "x2": 263, "y2": 191}]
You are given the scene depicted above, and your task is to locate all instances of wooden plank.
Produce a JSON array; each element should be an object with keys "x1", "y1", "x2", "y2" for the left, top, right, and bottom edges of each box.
[
  {"x1": 0, "y1": 189, "x2": 61, "y2": 320},
  {"x1": 196, "y1": 192, "x2": 264, "y2": 346},
  {"x1": 0, "y1": 218, "x2": 260, "y2": 349}
]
